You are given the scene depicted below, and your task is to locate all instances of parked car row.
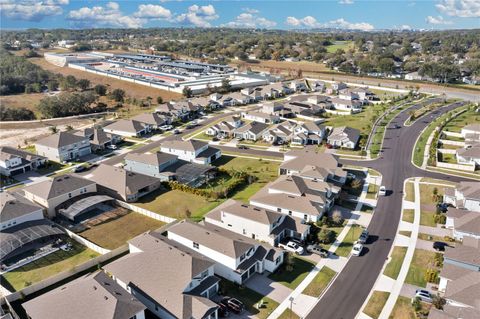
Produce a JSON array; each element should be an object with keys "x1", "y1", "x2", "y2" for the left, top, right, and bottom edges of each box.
[{"x1": 352, "y1": 229, "x2": 369, "y2": 257}]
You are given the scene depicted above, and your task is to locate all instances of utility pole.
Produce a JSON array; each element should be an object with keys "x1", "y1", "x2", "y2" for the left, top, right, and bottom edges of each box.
[{"x1": 289, "y1": 296, "x2": 294, "y2": 319}]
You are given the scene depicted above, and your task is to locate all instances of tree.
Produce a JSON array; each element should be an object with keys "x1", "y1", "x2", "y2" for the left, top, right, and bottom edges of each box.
[
  {"x1": 318, "y1": 227, "x2": 336, "y2": 244},
  {"x1": 60, "y1": 75, "x2": 77, "y2": 91},
  {"x1": 76, "y1": 79, "x2": 90, "y2": 91},
  {"x1": 65, "y1": 125, "x2": 74, "y2": 131},
  {"x1": 331, "y1": 210, "x2": 344, "y2": 226},
  {"x1": 48, "y1": 126, "x2": 58, "y2": 134},
  {"x1": 183, "y1": 86, "x2": 193, "y2": 98},
  {"x1": 47, "y1": 80, "x2": 58, "y2": 92},
  {"x1": 432, "y1": 295, "x2": 446, "y2": 310},
  {"x1": 94, "y1": 84, "x2": 107, "y2": 96},
  {"x1": 220, "y1": 78, "x2": 231, "y2": 93},
  {"x1": 156, "y1": 96, "x2": 163, "y2": 104},
  {"x1": 351, "y1": 179, "x2": 362, "y2": 190},
  {"x1": 109, "y1": 88, "x2": 125, "y2": 102}
]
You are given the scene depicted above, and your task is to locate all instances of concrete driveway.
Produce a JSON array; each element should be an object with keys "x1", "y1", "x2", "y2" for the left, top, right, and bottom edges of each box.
[{"x1": 244, "y1": 273, "x2": 292, "y2": 303}]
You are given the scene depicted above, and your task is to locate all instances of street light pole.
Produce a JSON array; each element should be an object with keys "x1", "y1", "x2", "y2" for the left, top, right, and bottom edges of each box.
[{"x1": 289, "y1": 296, "x2": 294, "y2": 319}]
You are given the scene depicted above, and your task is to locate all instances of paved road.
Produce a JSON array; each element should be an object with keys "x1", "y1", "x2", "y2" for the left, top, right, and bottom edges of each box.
[{"x1": 305, "y1": 101, "x2": 471, "y2": 319}]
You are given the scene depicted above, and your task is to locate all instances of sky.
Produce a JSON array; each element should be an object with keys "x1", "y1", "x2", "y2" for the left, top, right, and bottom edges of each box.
[{"x1": 0, "y1": 0, "x2": 479, "y2": 31}]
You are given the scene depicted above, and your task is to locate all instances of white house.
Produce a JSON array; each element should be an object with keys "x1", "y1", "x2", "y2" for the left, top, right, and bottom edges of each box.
[
  {"x1": 0, "y1": 146, "x2": 47, "y2": 176},
  {"x1": 331, "y1": 97, "x2": 363, "y2": 113},
  {"x1": 205, "y1": 115, "x2": 243, "y2": 137},
  {"x1": 292, "y1": 122, "x2": 326, "y2": 145},
  {"x1": 242, "y1": 111, "x2": 280, "y2": 124},
  {"x1": 160, "y1": 140, "x2": 221, "y2": 165},
  {"x1": 35, "y1": 132, "x2": 91, "y2": 163},
  {"x1": 444, "y1": 182, "x2": 480, "y2": 212}
]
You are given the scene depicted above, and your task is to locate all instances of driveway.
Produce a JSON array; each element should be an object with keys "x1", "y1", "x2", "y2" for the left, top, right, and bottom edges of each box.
[
  {"x1": 244, "y1": 273, "x2": 292, "y2": 303},
  {"x1": 415, "y1": 239, "x2": 437, "y2": 252}
]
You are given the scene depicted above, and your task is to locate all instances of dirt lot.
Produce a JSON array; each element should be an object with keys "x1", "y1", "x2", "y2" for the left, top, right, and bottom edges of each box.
[
  {"x1": 0, "y1": 93, "x2": 46, "y2": 116},
  {"x1": 30, "y1": 57, "x2": 183, "y2": 101}
]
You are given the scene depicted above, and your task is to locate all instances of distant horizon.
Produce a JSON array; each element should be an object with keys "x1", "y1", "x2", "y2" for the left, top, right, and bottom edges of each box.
[{"x1": 1, "y1": 1, "x2": 479, "y2": 31}]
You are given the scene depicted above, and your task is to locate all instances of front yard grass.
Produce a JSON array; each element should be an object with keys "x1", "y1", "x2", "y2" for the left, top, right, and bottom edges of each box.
[
  {"x1": 366, "y1": 183, "x2": 378, "y2": 200},
  {"x1": 419, "y1": 184, "x2": 453, "y2": 206},
  {"x1": 278, "y1": 308, "x2": 300, "y2": 319},
  {"x1": 78, "y1": 212, "x2": 166, "y2": 249},
  {"x1": 220, "y1": 280, "x2": 279, "y2": 319},
  {"x1": 389, "y1": 296, "x2": 418, "y2": 319},
  {"x1": 402, "y1": 209, "x2": 415, "y2": 223},
  {"x1": 420, "y1": 211, "x2": 437, "y2": 227},
  {"x1": 36, "y1": 161, "x2": 71, "y2": 175},
  {"x1": 364, "y1": 291, "x2": 390, "y2": 319},
  {"x1": 404, "y1": 182, "x2": 415, "y2": 202},
  {"x1": 383, "y1": 246, "x2": 407, "y2": 280},
  {"x1": 302, "y1": 266, "x2": 336, "y2": 297},
  {"x1": 268, "y1": 256, "x2": 315, "y2": 290},
  {"x1": 335, "y1": 225, "x2": 364, "y2": 257},
  {"x1": 1, "y1": 241, "x2": 99, "y2": 291},
  {"x1": 405, "y1": 249, "x2": 438, "y2": 287}
]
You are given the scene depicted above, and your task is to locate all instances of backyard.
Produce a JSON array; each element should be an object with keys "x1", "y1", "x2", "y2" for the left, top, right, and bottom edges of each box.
[
  {"x1": 441, "y1": 108, "x2": 480, "y2": 133},
  {"x1": 1, "y1": 241, "x2": 99, "y2": 291},
  {"x1": 78, "y1": 212, "x2": 166, "y2": 249},
  {"x1": 268, "y1": 256, "x2": 316, "y2": 290},
  {"x1": 383, "y1": 246, "x2": 407, "y2": 280},
  {"x1": 302, "y1": 266, "x2": 336, "y2": 297}
]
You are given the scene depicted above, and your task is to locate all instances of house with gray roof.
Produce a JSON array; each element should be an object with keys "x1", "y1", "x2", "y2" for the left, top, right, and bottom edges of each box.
[
  {"x1": 241, "y1": 111, "x2": 280, "y2": 124},
  {"x1": 0, "y1": 146, "x2": 47, "y2": 176},
  {"x1": 84, "y1": 164, "x2": 161, "y2": 202},
  {"x1": 23, "y1": 174, "x2": 97, "y2": 217},
  {"x1": 233, "y1": 122, "x2": 270, "y2": 141},
  {"x1": 132, "y1": 112, "x2": 166, "y2": 130},
  {"x1": 446, "y1": 208, "x2": 480, "y2": 240},
  {"x1": 104, "y1": 232, "x2": 219, "y2": 319},
  {"x1": 0, "y1": 192, "x2": 44, "y2": 231},
  {"x1": 461, "y1": 123, "x2": 480, "y2": 144},
  {"x1": 73, "y1": 127, "x2": 122, "y2": 152},
  {"x1": 103, "y1": 119, "x2": 152, "y2": 138},
  {"x1": 160, "y1": 140, "x2": 221, "y2": 165},
  {"x1": 457, "y1": 144, "x2": 480, "y2": 167},
  {"x1": 204, "y1": 199, "x2": 310, "y2": 246},
  {"x1": 444, "y1": 181, "x2": 480, "y2": 212},
  {"x1": 35, "y1": 132, "x2": 91, "y2": 163},
  {"x1": 205, "y1": 115, "x2": 242, "y2": 138},
  {"x1": 327, "y1": 126, "x2": 361, "y2": 149},
  {"x1": 428, "y1": 305, "x2": 480, "y2": 319},
  {"x1": 167, "y1": 220, "x2": 284, "y2": 284},
  {"x1": 23, "y1": 271, "x2": 146, "y2": 319}
]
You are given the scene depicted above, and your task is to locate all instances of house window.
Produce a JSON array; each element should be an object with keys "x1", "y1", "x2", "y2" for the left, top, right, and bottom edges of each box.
[
  {"x1": 240, "y1": 254, "x2": 246, "y2": 262},
  {"x1": 193, "y1": 242, "x2": 199, "y2": 249},
  {"x1": 68, "y1": 193, "x2": 72, "y2": 198},
  {"x1": 304, "y1": 214, "x2": 308, "y2": 220},
  {"x1": 275, "y1": 256, "x2": 281, "y2": 265}
]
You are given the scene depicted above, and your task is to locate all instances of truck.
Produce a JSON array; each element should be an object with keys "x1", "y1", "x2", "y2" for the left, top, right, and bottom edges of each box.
[{"x1": 279, "y1": 241, "x2": 304, "y2": 255}]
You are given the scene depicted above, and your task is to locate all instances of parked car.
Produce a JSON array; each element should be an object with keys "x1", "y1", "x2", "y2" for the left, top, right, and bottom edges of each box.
[
  {"x1": 358, "y1": 229, "x2": 369, "y2": 244},
  {"x1": 173, "y1": 129, "x2": 180, "y2": 134},
  {"x1": 106, "y1": 144, "x2": 117, "y2": 150},
  {"x1": 437, "y1": 203, "x2": 449, "y2": 213},
  {"x1": 220, "y1": 297, "x2": 244, "y2": 314},
  {"x1": 379, "y1": 186, "x2": 387, "y2": 196},
  {"x1": 351, "y1": 241, "x2": 363, "y2": 256},
  {"x1": 414, "y1": 289, "x2": 433, "y2": 303},
  {"x1": 160, "y1": 125, "x2": 173, "y2": 131},
  {"x1": 433, "y1": 241, "x2": 448, "y2": 252},
  {"x1": 71, "y1": 165, "x2": 86, "y2": 173},
  {"x1": 217, "y1": 303, "x2": 230, "y2": 317},
  {"x1": 306, "y1": 244, "x2": 329, "y2": 258},
  {"x1": 238, "y1": 145, "x2": 248, "y2": 149},
  {"x1": 279, "y1": 241, "x2": 304, "y2": 255}
]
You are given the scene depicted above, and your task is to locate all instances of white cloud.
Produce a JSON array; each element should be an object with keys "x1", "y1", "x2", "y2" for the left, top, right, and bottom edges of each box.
[
  {"x1": 426, "y1": 15, "x2": 453, "y2": 25},
  {"x1": 175, "y1": 4, "x2": 219, "y2": 27},
  {"x1": 286, "y1": 16, "x2": 374, "y2": 31},
  {"x1": 339, "y1": 0, "x2": 354, "y2": 4},
  {"x1": 436, "y1": 0, "x2": 480, "y2": 18},
  {"x1": 399, "y1": 24, "x2": 412, "y2": 30},
  {"x1": 242, "y1": 8, "x2": 259, "y2": 14},
  {"x1": 134, "y1": 4, "x2": 172, "y2": 19},
  {"x1": 68, "y1": 2, "x2": 144, "y2": 28},
  {"x1": 0, "y1": 0, "x2": 68, "y2": 21},
  {"x1": 223, "y1": 11, "x2": 276, "y2": 28}
]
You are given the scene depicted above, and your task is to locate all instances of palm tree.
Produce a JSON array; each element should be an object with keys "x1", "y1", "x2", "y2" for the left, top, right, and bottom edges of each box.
[
  {"x1": 65, "y1": 125, "x2": 74, "y2": 131},
  {"x1": 49, "y1": 126, "x2": 58, "y2": 134}
]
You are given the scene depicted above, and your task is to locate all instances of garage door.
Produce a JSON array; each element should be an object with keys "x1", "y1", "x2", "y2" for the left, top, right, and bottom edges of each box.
[{"x1": 10, "y1": 168, "x2": 25, "y2": 176}]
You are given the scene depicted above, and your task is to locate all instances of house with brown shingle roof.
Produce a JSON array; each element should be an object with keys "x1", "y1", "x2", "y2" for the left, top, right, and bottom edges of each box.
[
  {"x1": 103, "y1": 119, "x2": 152, "y2": 138},
  {"x1": 35, "y1": 132, "x2": 91, "y2": 163},
  {"x1": 132, "y1": 112, "x2": 166, "y2": 130},
  {"x1": 0, "y1": 146, "x2": 47, "y2": 176}
]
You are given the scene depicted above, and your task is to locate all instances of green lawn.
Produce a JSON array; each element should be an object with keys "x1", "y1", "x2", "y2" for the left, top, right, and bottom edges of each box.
[
  {"x1": 278, "y1": 308, "x2": 300, "y2": 319},
  {"x1": 1, "y1": 241, "x2": 99, "y2": 291},
  {"x1": 360, "y1": 205, "x2": 373, "y2": 214},
  {"x1": 366, "y1": 183, "x2": 379, "y2": 200},
  {"x1": 383, "y1": 246, "x2": 408, "y2": 280},
  {"x1": 420, "y1": 184, "x2": 453, "y2": 206},
  {"x1": 268, "y1": 256, "x2": 315, "y2": 290},
  {"x1": 405, "y1": 249, "x2": 438, "y2": 287},
  {"x1": 192, "y1": 132, "x2": 214, "y2": 141},
  {"x1": 402, "y1": 209, "x2": 415, "y2": 223},
  {"x1": 78, "y1": 212, "x2": 166, "y2": 249},
  {"x1": 335, "y1": 225, "x2": 364, "y2": 257},
  {"x1": 442, "y1": 109, "x2": 480, "y2": 133},
  {"x1": 389, "y1": 296, "x2": 417, "y2": 319},
  {"x1": 399, "y1": 231, "x2": 412, "y2": 237},
  {"x1": 36, "y1": 161, "x2": 70, "y2": 175},
  {"x1": 326, "y1": 40, "x2": 354, "y2": 53},
  {"x1": 220, "y1": 280, "x2": 279, "y2": 319},
  {"x1": 405, "y1": 182, "x2": 415, "y2": 202},
  {"x1": 364, "y1": 291, "x2": 390, "y2": 319},
  {"x1": 420, "y1": 211, "x2": 437, "y2": 227},
  {"x1": 302, "y1": 266, "x2": 337, "y2": 297}
]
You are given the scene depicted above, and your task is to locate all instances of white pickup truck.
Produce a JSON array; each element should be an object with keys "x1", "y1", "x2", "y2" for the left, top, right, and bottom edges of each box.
[{"x1": 279, "y1": 241, "x2": 304, "y2": 255}]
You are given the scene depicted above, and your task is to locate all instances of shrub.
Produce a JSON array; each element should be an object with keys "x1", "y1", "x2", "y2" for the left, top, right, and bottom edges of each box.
[
  {"x1": 434, "y1": 213, "x2": 446, "y2": 225},
  {"x1": 432, "y1": 295, "x2": 446, "y2": 310},
  {"x1": 318, "y1": 227, "x2": 336, "y2": 244},
  {"x1": 424, "y1": 268, "x2": 438, "y2": 284}
]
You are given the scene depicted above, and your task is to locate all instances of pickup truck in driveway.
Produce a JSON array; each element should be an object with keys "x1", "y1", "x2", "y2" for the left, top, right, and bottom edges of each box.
[{"x1": 279, "y1": 241, "x2": 304, "y2": 255}]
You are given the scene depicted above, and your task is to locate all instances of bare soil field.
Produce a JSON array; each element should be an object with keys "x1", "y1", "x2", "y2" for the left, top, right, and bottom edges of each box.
[{"x1": 30, "y1": 57, "x2": 183, "y2": 101}]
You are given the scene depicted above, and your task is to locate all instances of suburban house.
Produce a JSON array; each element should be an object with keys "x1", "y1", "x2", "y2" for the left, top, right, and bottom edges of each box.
[
  {"x1": 228, "y1": 92, "x2": 252, "y2": 105},
  {"x1": 124, "y1": 152, "x2": 216, "y2": 187},
  {"x1": 444, "y1": 182, "x2": 480, "y2": 212},
  {"x1": 461, "y1": 124, "x2": 480, "y2": 143},
  {"x1": 104, "y1": 232, "x2": 219, "y2": 319},
  {"x1": 280, "y1": 149, "x2": 347, "y2": 184},
  {"x1": 262, "y1": 101, "x2": 285, "y2": 115},
  {"x1": 84, "y1": 164, "x2": 161, "y2": 202},
  {"x1": 167, "y1": 220, "x2": 284, "y2": 284},
  {"x1": 35, "y1": 132, "x2": 91, "y2": 163},
  {"x1": 204, "y1": 199, "x2": 310, "y2": 246},
  {"x1": 327, "y1": 126, "x2": 361, "y2": 149},
  {"x1": 156, "y1": 102, "x2": 189, "y2": 121},
  {"x1": 73, "y1": 127, "x2": 122, "y2": 152},
  {"x1": 289, "y1": 80, "x2": 308, "y2": 92},
  {"x1": 250, "y1": 174, "x2": 338, "y2": 222},
  {"x1": 22, "y1": 271, "x2": 146, "y2": 319},
  {"x1": 329, "y1": 82, "x2": 347, "y2": 93},
  {"x1": 292, "y1": 122, "x2": 326, "y2": 145},
  {"x1": 241, "y1": 111, "x2": 280, "y2": 124},
  {"x1": 263, "y1": 122, "x2": 295, "y2": 145},
  {"x1": 205, "y1": 115, "x2": 243, "y2": 138},
  {"x1": 311, "y1": 81, "x2": 326, "y2": 92},
  {"x1": 22, "y1": 174, "x2": 97, "y2": 217},
  {"x1": 233, "y1": 122, "x2": 270, "y2": 141},
  {"x1": 241, "y1": 87, "x2": 263, "y2": 102},
  {"x1": 132, "y1": 113, "x2": 167, "y2": 130},
  {"x1": 103, "y1": 119, "x2": 152, "y2": 138},
  {"x1": 0, "y1": 146, "x2": 47, "y2": 176},
  {"x1": 0, "y1": 192, "x2": 44, "y2": 231},
  {"x1": 286, "y1": 95, "x2": 331, "y2": 118},
  {"x1": 446, "y1": 208, "x2": 480, "y2": 240},
  {"x1": 160, "y1": 140, "x2": 221, "y2": 165},
  {"x1": 456, "y1": 144, "x2": 480, "y2": 167},
  {"x1": 330, "y1": 97, "x2": 363, "y2": 113},
  {"x1": 351, "y1": 87, "x2": 376, "y2": 101},
  {"x1": 428, "y1": 305, "x2": 480, "y2": 319}
]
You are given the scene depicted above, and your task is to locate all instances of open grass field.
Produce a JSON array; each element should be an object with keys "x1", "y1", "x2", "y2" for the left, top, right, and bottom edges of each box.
[
  {"x1": 405, "y1": 249, "x2": 437, "y2": 287},
  {"x1": 383, "y1": 246, "x2": 407, "y2": 280},
  {"x1": 335, "y1": 225, "x2": 364, "y2": 257},
  {"x1": 402, "y1": 209, "x2": 415, "y2": 223},
  {"x1": 30, "y1": 57, "x2": 182, "y2": 101},
  {"x1": 326, "y1": 41, "x2": 354, "y2": 53},
  {"x1": 268, "y1": 256, "x2": 315, "y2": 290},
  {"x1": 78, "y1": 212, "x2": 166, "y2": 249},
  {"x1": 231, "y1": 58, "x2": 331, "y2": 74},
  {"x1": 220, "y1": 280, "x2": 279, "y2": 319},
  {"x1": 364, "y1": 291, "x2": 390, "y2": 319},
  {"x1": 302, "y1": 266, "x2": 336, "y2": 297},
  {"x1": 0, "y1": 93, "x2": 46, "y2": 117},
  {"x1": 442, "y1": 109, "x2": 480, "y2": 133},
  {"x1": 1, "y1": 241, "x2": 99, "y2": 291}
]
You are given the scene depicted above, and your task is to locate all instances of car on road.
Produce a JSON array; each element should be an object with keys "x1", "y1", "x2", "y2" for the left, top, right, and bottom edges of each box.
[
  {"x1": 173, "y1": 129, "x2": 180, "y2": 134},
  {"x1": 414, "y1": 289, "x2": 433, "y2": 303},
  {"x1": 379, "y1": 186, "x2": 387, "y2": 196},
  {"x1": 395, "y1": 124, "x2": 401, "y2": 129},
  {"x1": 160, "y1": 125, "x2": 173, "y2": 131},
  {"x1": 358, "y1": 229, "x2": 369, "y2": 244},
  {"x1": 433, "y1": 241, "x2": 448, "y2": 252},
  {"x1": 71, "y1": 165, "x2": 86, "y2": 173},
  {"x1": 220, "y1": 297, "x2": 244, "y2": 314},
  {"x1": 306, "y1": 244, "x2": 329, "y2": 258},
  {"x1": 106, "y1": 144, "x2": 117, "y2": 150},
  {"x1": 279, "y1": 241, "x2": 304, "y2": 255},
  {"x1": 237, "y1": 145, "x2": 248, "y2": 149},
  {"x1": 351, "y1": 241, "x2": 363, "y2": 256}
]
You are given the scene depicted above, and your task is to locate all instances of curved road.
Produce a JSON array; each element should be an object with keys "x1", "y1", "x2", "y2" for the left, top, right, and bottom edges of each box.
[{"x1": 306, "y1": 101, "x2": 470, "y2": 319}]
